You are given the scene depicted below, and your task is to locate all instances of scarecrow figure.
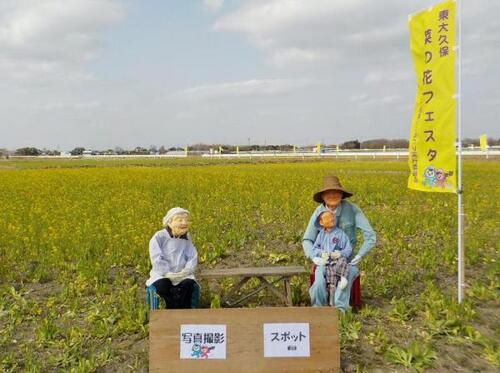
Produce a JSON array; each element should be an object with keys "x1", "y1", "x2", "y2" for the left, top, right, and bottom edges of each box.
[
  {"x1": 146, "y1": 207, "x2": 198, "y2": 309},
  {"x1": 303, "y1": 176, "x2": 376, "y2": 311}
]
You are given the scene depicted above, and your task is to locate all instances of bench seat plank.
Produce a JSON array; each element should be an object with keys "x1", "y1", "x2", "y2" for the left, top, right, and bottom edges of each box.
[{"x1": 199, "y1": 266, "x2": 306, "y2": 279}]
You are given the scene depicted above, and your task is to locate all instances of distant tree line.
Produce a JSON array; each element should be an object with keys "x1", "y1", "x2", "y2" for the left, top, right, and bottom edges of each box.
[
  {"x1": 7, "y1": 137, "x2": 499, "y2": 157},
  {"x1": 462, "y1": 137, "x2": 500, "y2": 147},
  {"x1": 333, "y1": 138, "x2": 500, "y2": 149},
  {"x1": 14, "y1": 147, "x2": 60, "y2": 156},
  {"x1": 189, "y1": 143, "x2": 296, "y2": 153},
  {"x1": 360, "y1": 138, "x2": 410, "y2": 149},
  {"x1": 67, "y1": 145, "x2": 187, "y2": 156}
]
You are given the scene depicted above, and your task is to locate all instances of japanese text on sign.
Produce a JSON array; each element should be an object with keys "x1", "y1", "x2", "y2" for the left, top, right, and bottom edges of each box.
[
  {"x1": 263, "y1": 323, "x2": 310, "y2": 357},
  {"x1": 180, "y1": 324, "x2": 226, "y2": 359}
]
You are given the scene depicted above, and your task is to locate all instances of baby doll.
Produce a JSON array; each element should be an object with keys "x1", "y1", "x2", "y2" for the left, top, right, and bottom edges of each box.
[{"x1": 312, "y1": 210, "x2": 352, "y2": 297}]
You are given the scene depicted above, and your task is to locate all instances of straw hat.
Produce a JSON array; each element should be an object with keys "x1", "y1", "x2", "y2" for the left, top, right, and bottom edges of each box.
[{"x1": 313, "y1": 175, "x2": 353, "y2": 203}]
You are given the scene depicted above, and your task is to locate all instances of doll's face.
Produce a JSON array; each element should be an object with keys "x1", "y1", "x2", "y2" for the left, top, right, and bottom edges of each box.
[
  {"x1": 168, "y1": 213, "x2": 190, "y2": 236},
  {"x1": 319, "y1": 211, "x2": 335, "y2": 230},
  {"x1": 322, "y1": 190, "x2": 343, "y2": 209}
]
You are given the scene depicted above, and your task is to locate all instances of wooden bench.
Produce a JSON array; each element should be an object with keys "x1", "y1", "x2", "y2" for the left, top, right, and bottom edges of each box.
[{"x1": 199, "y1": 266, "x2": 307, "y2": 307}]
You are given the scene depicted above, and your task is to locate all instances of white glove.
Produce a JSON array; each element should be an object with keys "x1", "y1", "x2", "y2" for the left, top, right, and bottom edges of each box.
[
  {"x1": 165, "y1": 267, "x2": 192, "y2": 280},
  {"x1": 321, "y1": 251, "x2": 330, "y2": 261},
  {"x1": 350, "y1": 255, "x2": 362, "y2": 266},
  {"x1": 330, "y1": 251, "x2": 341, "y2": 260},
  {"x1": 164, "y1": 271, "x2": 182, "y2": 280},
  {"x1": 179, "y1": 267, "x2": 193, "y2": 276},
  {"x1": 338, "y1": 276, "x2": 348, "y2": 290},
  {"x1": 312, "y1": 257, "x2": 326, "y2": 266}
]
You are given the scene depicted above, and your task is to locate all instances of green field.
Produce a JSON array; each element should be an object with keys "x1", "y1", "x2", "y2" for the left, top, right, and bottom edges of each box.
[{"x1": 0, "y1": 158, "x2": 498, "y2": 372}]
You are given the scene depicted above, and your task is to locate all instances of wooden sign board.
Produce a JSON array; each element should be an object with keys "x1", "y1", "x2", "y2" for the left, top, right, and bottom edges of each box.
[{"x1": 150, "y1": 307, "x2": 339, "y2": 372}]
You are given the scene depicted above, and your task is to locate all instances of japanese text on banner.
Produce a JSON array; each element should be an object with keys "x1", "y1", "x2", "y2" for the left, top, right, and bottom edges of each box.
[{"x1": 408, "y1": 0, "x2": 457, "y2": 193}]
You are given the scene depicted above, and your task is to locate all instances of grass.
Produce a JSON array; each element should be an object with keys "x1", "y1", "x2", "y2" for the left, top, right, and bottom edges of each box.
[{"x1": 0, "y1": 156, "x2": 498, "y2": 372}]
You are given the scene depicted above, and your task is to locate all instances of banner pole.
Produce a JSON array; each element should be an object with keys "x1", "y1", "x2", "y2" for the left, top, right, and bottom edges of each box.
[{"x1": 457, "y1": 0, "x2": 464, "y2": 304}]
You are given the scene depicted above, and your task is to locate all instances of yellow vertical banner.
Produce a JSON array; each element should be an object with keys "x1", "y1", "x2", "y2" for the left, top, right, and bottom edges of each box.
[
  {"x1": 316, "y1": 143, "x2": 321, "y2": 153},
  {"x1": 408, "y1": 0, "x2": 457, "y2": 193},
  {"x1": 479, "y1": 134, "x2": 488, "y2": 151}
]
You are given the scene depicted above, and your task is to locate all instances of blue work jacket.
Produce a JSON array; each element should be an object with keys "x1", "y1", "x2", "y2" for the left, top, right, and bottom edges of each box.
[{"x1": 302, "y1": 200, "x2": 376, "y2": 261}]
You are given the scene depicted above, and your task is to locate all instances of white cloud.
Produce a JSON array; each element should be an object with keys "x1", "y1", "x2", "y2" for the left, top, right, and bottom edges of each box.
[
  {"x1": 32, "y1": 100, "x2": 101, "y2": 111},
  {"x1": 268, "y1": 47, "x2": 337, "y2": 68},
  {"x1": 203, "y1": 0, "x2": 224, "y2": 11},
  {"x1": 213, "y1": 0, "x2": 409, "y2": 66},
  {"x1": 0, "y1": 0, "x2": 125, "y2": 82},
  {"x1": 349, "y1": 93, "x2": 368, "y2": 103},
  {"x1": 173, "y1": 78, "x2": 314, "y2": 101},
  {"x1": 481, "y1": 96, "x2": 500, "y2": 107},
  {"x1": 214, "y1": 0, "x2": 500, "y2": 73},
  {"x1": 1, "y1": 0, "x2": 499, "y2": 149},
  {"x1": 214, "y1": 0, "x2": 366, "y2": 37},
  {"x1": 349, "y1": 94, "x2": 401, "y2": 106},
  {"x1": 364, "y1": 70, "x2": 412, "y2": 83}
]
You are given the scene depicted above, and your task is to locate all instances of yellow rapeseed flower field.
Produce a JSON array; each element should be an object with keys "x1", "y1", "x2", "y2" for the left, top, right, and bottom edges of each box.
[{"x1": 0, "y1": 158, "x2": 498, "y2": 371}]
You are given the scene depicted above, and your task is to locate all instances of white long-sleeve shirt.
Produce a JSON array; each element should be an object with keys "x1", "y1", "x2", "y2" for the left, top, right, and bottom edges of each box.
[{"x1": 146, "y1": 229, "x2": 198, "y2": 286}]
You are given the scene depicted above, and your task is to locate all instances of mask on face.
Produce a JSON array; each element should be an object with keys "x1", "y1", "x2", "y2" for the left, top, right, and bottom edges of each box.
[
  {"x1": 319, "y1": 211, "x2": 335, "y2": 230},
  {"x1": 168, "y1": 213, "x2": 190, "y2": 236}
]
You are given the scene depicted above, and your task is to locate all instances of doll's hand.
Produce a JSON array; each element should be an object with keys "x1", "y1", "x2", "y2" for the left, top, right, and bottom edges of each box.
[
  {"x1": 312, "y1": 257, "x2": 326, "y2": 266},
  {"x1": 330, "y1": 251, "x2": 341, "y2": 260},
  {"x1": 338, "y1": 276, "x2": 348, "y2": 290},
  {"x1": 165, "y1": 271, "x2": 185, "y2": 280},
  {"x1": 350, "y1": 255, "x2": 362, "y2": 266},
  {"x1": 165, "y1": 268, "x2": 191, "y2": 280},
  {"x1": 178, "y1": 267, "x2": 193, "y2": 276}
]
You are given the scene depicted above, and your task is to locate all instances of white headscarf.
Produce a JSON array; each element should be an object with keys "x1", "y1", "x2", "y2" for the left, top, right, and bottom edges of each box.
[{"x1": 162, "y1": 207, "x2": 190, "y2": 227}]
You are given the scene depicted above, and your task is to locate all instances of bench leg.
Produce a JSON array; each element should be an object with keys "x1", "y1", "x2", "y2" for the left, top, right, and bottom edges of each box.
[
  {"x1": 225, "y1": 278, "x2": 272, "y2": 307},
  {"x1": 257, "y1": 276, "x2": 290, "y2": 306},
  {"x1": 221, "y1": 276, "x2": 296, "y2": 307},
  {"x1": 284, "y1": 277, "x2": 293, "y2": 306},
  {"x1": 222, "y1": 277, "x2": 251, "y2": 307}
]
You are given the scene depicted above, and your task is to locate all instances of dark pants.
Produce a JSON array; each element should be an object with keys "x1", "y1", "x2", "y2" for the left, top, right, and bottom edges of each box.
[{"x1": 152, "y1": 278, "x2": 195, "y2": 309}]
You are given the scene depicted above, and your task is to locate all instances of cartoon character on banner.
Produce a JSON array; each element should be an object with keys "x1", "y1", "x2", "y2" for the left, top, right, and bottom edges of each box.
[
  {"x1": 423, "y1": 166, "x2": 437, "y2": 187},
  {"x1": 423, "y1": 166, "x2": 454, "y2": 189},
  {"x1": 435, "y1": 168, "x2": 453, "y2": 188}
]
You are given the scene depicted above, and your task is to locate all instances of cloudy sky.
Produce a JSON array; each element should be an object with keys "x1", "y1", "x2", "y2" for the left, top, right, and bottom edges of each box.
[{"x1": 1, "y1": 0, "x2": 498, "y2": 150}]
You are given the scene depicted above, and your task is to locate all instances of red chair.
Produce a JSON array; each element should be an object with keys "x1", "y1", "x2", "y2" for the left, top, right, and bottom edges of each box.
[{"x1": 309, "y1": 264, "x2": 362, "y2": 310}]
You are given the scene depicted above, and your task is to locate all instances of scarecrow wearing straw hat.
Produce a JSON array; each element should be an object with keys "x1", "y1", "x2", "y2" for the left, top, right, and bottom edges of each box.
[
  {"x1": 146, "y1": 207, "x2": 198, "y2": 309},
  {"x1": 303, "y1": 176, "x2": 376, "y2": 311}
]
